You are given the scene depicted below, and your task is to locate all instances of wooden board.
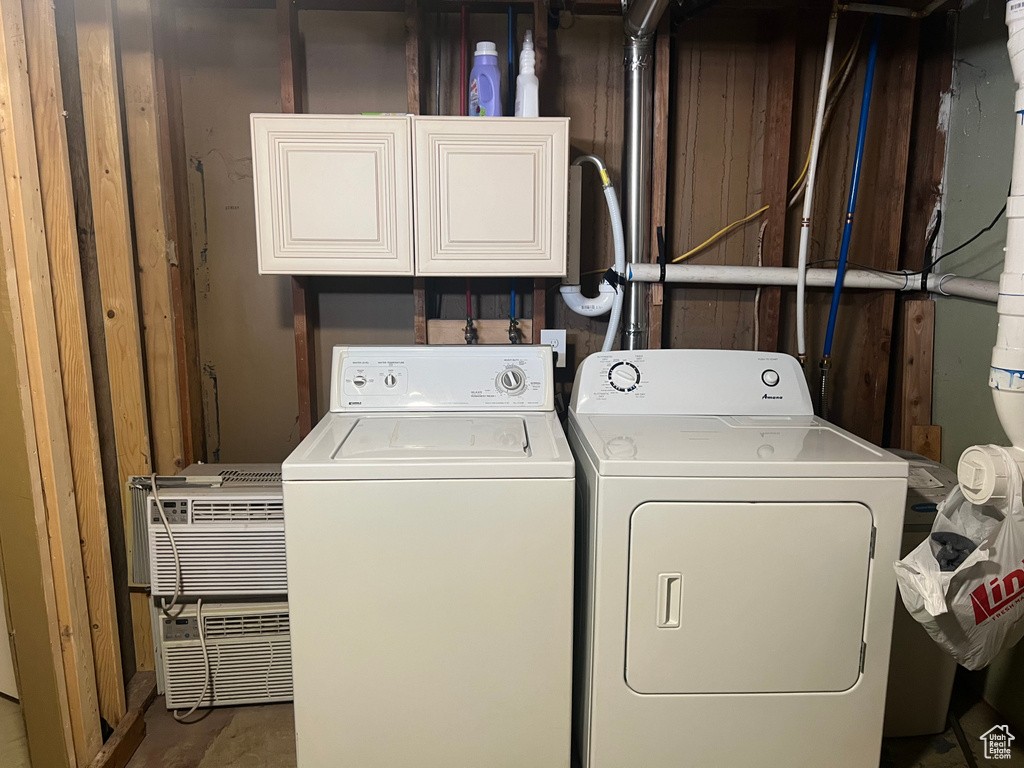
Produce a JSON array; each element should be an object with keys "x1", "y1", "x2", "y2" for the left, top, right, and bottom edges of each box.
[
  {"x1": 75, "y1": 0, "x2": 157, "y2": 677},
  {"x1": 119, "y1": 0, "x2": 186, "y2": 475},
  {"x1": 277, "y1": 0, "x2": 319, "y2": 435},
  {"x1": 153, "y1": 1, "x2": 205, "y2": 465},
  {"x1": 129, "y1": 593, "x2": 155, "y2": 672},
  {"x1": 22, "y1": 0, "x2": 126, "y2": 729},
  {"x1": 0, "y1": 1, "x2": 103, "y2": 761},
  {"x1": 53, "y1": 0, "x2": 138, "y2": 688},
  {"x1": 912, "y1": 424, "x2": 941, "y2": 463},
  {"x1": 647, "y1": 17, "x2": 672, "y2": 350},
  {"x1": 899, "y1": 298, "x2": 935, "y2": 448},
  {"x1": 427, "y1": 318, "x2": 534, "y2": 344},
  {"x1": 86, "y1": 672, "x2": 156, "y2": 768},
  {"x1": 756, "y1": 14, "x2": 797, "y2": 352},
  {"x1": 667, "y1": 11, "x2": 769, "y2": 352},
  {"x1": 0, "y1": 95, "x2": 76, "y2": 768}
]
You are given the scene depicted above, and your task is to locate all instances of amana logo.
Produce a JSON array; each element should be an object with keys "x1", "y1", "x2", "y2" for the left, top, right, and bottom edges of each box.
[
  {"x1": 971, "y1": 557, "x2": 1024, "y2": 625},
  {"x1": 762, "y1": 394, "x2": 783, "y2": 400}
]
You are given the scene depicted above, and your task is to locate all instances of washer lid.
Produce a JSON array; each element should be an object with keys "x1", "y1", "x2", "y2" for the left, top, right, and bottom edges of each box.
[
  {"x1": 338, "y1": 416, "x2": 528, "y2": 459},
  {"x1": 569, "y1": 413, "x2": 907, "y2": 478},
  {"x1": 283, "y1": 411, "x2": 573, "y2": 480}
]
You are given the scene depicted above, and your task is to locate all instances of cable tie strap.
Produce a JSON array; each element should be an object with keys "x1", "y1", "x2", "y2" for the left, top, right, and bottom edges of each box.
[
  {"x1": 604, "y1": 268, "x2": 626, "y2": 288},
  {"x1": 657, "y1": 225, "x2": 667, "y2": 283}
]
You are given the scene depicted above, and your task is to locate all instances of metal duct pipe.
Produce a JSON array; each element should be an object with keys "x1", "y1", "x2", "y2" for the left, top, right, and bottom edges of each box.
[{"x1": 621, "y1": 0, "x2": 671, "y2": 349}]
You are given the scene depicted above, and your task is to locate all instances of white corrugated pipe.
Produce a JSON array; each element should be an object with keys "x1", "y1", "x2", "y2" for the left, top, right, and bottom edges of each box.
[
  {"x1": 626, "y1": 263, "x2": 998, "y2": 302},
  {"x1": 561, "y1": 155, "x2": 626, "y2": 352},
  {"x1": 957, "y1": 7, "x2": 1024, "y2": 504}
]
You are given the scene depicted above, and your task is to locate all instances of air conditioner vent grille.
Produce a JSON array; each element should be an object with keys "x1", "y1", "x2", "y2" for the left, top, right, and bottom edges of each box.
[
  {"x1": 164, "y1": 639, "x2": 292, "y2": 709},
  {"x1": 191, "y1": 500, "x2": 284, "y2": 523},
  {"x1": 150, "y1": 530, "x2": 287, "y2": 596},
  {"x1": 218, "y1": 470, "x2": 282, "y2": 484},
  {"x1": 203, "y1": 612, "x2": 290, "y2": 639}
]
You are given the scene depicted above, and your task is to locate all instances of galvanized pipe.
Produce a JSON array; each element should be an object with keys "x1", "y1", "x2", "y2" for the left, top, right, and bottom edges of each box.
[
  {"x1": 621, "y1": 0, "x2": 669, "y2": 350},
  {"x1": 622, "y1": 34, "x2": 655, "y2": 349}
]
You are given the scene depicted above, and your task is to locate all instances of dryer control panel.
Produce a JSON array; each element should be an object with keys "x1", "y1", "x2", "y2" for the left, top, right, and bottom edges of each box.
[
  {"x1": 571, "y1": 349, "x2": 813, "y2": 416},
  {"x1": 330, "y1": 345, "x2": 554, "y2": 412}
]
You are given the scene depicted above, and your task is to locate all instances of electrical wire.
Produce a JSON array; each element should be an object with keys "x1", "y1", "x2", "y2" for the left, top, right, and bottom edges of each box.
[
  {"x1": 152, "y1": 477, "x2": 211, "y2": 722},
  {"x1": 672, "y1": 206, "x2": 769, "y2": 263},
  {"x1": 788, "y1": 24, "x2": 865, "y2": 200},
  {"x1": 173, "y1": 598, "x2": 211, "y2": 723},
  {"x1": 152, "y1": 475, "x2": 185, "y2": 619},
  {"x1": 806, "y1": 201, "x2": 1007, "y2": 277}
]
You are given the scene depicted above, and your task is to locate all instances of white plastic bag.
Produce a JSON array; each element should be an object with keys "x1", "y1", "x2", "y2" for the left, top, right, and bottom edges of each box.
[{"x1": 894, "y1": 446, "x2": 1024, "y2": 670}]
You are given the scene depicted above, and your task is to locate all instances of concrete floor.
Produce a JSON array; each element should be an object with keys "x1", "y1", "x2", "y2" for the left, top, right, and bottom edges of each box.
[
  {"x1": 124, "y1": 689, "x2": 1024, "y2": 768},
  {"x1": 0, "y1": 695, "x2": 30, "y2": 768}
]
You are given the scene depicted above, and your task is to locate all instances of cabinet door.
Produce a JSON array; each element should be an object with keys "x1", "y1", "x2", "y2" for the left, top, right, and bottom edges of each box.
[
  {"x1": 251, "y1": 114, "x2": 414, "y2": 275},
  {"x1": 414, "y1": 117, "x2": 569, "y2": 277}
]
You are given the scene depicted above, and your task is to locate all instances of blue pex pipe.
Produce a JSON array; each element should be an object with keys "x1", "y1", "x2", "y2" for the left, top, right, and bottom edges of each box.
[
  {"x1": 510, "y1": 281, "x2": 517, "y2": 320},
  {"x1": 823, "y1": 16, "x2": 881, "y2": 358}
]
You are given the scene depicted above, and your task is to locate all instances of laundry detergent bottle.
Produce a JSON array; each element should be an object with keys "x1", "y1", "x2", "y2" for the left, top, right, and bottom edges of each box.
[{"x1": 469, "y1": 41, "x2": 502, "y2": 117}]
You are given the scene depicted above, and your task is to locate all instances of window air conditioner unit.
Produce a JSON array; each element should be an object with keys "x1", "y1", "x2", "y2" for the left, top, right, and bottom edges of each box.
[
  {"x1": 142, "y1": 464, "x2": 286, "y2": 597},
  {"x1": 155, "y1": 601, "x2": 293, "y2": 709}
]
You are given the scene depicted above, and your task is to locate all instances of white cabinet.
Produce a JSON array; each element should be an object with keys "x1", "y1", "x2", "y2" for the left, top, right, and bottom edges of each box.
[
  {"x1": 251, "y1": 114, "x2": 569, "y2": 277},
  {"x1": 251, "y1": 114, "x2": 414, "y2": 275},
  {"x1": 413, "y1": 117, "x2": 569, "y2": 277}
]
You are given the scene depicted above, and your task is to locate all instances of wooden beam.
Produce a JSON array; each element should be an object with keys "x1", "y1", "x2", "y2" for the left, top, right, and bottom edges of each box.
[
  {"x1": 899, "y1": 298, "x2": 935, "y2": 448},
  {"x1": 119, "y1": 0, "x2": 185, "y2": 476},
  {"x1": 427, "y1": 318, "x2": 534, "y2": 344},
  {"x1": 756, "y1": 14, "x2": 797, "y2": 352},
  {"x1": 86, "y1": 672, "x2": 156, "y2": 768},
  {"x1": 533, "y1": 0, "x2": 548, "y2": 96},
  {"x1": 840, "y1": 17, "x2": 920, "y2": 445},
  {"x1": 648, "y1": 16, "x2": 672, "y2": 350},
  {"x1": 912, "y1": 424, "x2": 941, "y2": 462},
  {"x1": 75, "y1": 0, "x2": 156, "y2": 675},
  {"x1": 414, "y1": 277, "x2": 428, "y2": 344},
  {"x1": 53, "y1": 0, "x2": 138, "y2": 688},
  {"x1": 407, "y1": 0, "x2": 429, "y2": 344},
  {"x1": 23, "y1": 0, "x2": 126, "y2": 730},
  {"x1": 277, "y1": 0, "x2": 318, "y2": 434},
  {"x1": 0, "y1": 101, "x2": 76, "y2": 768},
  {"x1": 153, "y1": 1, "x2": 205, "y2": 466},
  {"x1": 0, "y1": 1, "x2": 103, "y2": 761},
  {"x1": 532, "y1": 278, "x2": 546, "y2": 344}
]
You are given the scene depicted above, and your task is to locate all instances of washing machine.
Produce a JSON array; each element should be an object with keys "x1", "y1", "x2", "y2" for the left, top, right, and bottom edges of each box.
[
  {"x1": 568, "y1": 349, "x2": 908, "y2": 768},
  {"x1": 283, "y1": 345, "x2": 575, "y2": 768}
]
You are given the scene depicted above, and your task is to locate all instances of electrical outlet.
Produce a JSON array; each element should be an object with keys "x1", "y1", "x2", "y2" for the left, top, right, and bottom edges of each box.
[{"x1": 541, "y1": 329, "x2": 567, "y2": 368}]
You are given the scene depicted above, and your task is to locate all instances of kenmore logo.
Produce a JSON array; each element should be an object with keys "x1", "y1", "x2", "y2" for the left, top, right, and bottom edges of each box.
[{"x1": 762, "y1": 394, "x2": 783, "y2": 400}]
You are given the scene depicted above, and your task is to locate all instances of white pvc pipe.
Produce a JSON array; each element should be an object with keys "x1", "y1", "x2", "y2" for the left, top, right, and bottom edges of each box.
[
  {"x1": 560, "y1": 283, "x2": 617, "y2": 316},
  {"x1": 563, "y1": 156, "x2": 626, "y2": 353},
  {"x1": 796, "y1": 13, "x2": 839, "y2": 362},
  {"x1": 627, "y1": 263, "x2": 998, "y2": 302},
  {"x1": 991, "y1": 11, "x2": 1024, "y2": 449}
]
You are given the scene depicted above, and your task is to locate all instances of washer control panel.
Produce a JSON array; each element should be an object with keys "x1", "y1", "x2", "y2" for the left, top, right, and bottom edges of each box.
[
  {"x1": 331, "y1": 346, "x2": 554, "y2": 412},
  {"x1": 571, "y1": 349, "x2": 813, "y2": 416}
]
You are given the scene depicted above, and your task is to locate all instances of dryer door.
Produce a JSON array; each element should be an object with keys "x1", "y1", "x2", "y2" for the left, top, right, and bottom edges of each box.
[{"x1": 625, "y1": 501, "x2": 873, "y2": 694}]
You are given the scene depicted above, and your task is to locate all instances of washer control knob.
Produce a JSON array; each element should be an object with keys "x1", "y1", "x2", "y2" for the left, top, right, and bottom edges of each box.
[
  {"x1": 761, "y1": 369, "x2": 780, "y2": 387},
  {"x1": 608, "y1": 361, "x2": 641, "y2": 392},
  {"x1": 497, "y1": 367, "x2": 526, "y2": 394},
  {"x1": 383, "y1": 373, "x2": 397, "y2": 388},
  {"x1": 352, "y1": 374, "x2": 367, "y2": 388}
]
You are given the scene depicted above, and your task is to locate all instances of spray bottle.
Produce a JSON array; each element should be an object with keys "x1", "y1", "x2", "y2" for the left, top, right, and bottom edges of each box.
[
  {"x1": 515, "y1": 30, "x2": 539, "y2": 117},
  {"x1": 469, "y1": 42, "x2": 502, "y2": 117}
]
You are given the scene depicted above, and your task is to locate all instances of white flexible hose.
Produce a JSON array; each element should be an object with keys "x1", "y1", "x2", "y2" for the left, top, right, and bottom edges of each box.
[
  {"x1": 562, "y1": 155, "x2": 626, "y2": 353},
  {"x1": 796, "y1": 13, "x2": 839, "y2": 362},
  {"x1": 602, "y1": 183, "x2": 626, "y2": 352}
]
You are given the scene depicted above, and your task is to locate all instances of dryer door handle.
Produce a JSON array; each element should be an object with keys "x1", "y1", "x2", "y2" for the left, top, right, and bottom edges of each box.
[{"x1": 656, "y1": 573, "x2": 682, "y2": 628}]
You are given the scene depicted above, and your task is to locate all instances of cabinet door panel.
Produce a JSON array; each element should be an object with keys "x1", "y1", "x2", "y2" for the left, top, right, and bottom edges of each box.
[
  {"x1": 414, "y1": 118, "x2": 569, "y2": 276},
  {"x1": 251, "y1": 114, "x2": 414, "y2": 275}
]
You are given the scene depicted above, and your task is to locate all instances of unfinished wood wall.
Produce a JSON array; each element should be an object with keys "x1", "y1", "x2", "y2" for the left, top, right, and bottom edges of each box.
[{"x1": 164, "y1": 4, "x2": 931, "y2": 461}]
